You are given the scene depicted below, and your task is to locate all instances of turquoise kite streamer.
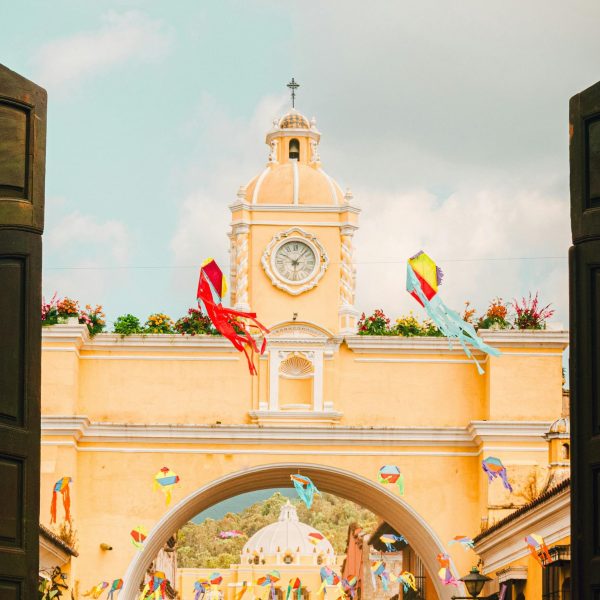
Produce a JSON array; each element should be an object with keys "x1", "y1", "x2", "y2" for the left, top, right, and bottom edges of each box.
[
  {"x1": 290, "y1": 474, "x2": 320, "y2": 509},
  {"x1": 406, "y1": 257, "x2": 500, "y2": 374}
]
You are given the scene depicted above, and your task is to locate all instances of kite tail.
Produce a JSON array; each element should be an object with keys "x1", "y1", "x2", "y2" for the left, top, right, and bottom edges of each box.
[
  {"x1": 499, "y1": 583, "x2": 508, "y2": 600},
  {"x1": 63, "y1": 485, "x2": 71, "y2": 523},
  {"x1": 380, "y1": 575, "x2": 389, "y2": 593},
  {"x1": 384, "y1": 543, "x2": 392, "y2": 553},
  {"x1": 164, "y1": 488, "x2": 172, "y2": 506},
  {"x1": 50, "y1": 491, "x2": 57, "y2": 524},
  {"x1": 500, "y1": 471, "x2": 513, "y2": 493},
  {"x1": 397, "y1": 473, "x2": 405, "y2": 496}
]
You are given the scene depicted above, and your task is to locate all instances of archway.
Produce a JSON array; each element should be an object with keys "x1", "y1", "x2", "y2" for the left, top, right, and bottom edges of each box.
[{"x1": 121, "y1": 463, "x2": 464, "y2": 599}]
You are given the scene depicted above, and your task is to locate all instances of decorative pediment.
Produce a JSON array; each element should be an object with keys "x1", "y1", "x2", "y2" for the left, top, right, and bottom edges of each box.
[{"x1": 267, "y1": 322, "x2": 335, "y2": 344}]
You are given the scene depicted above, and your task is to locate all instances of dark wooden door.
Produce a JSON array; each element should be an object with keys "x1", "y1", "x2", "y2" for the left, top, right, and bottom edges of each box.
[
  {"x1": 569, "y1": 79, "x2": 600, "y2": 597},
  {"x1": 0, "y1": 63, "x2": 46, "y2": 599}
]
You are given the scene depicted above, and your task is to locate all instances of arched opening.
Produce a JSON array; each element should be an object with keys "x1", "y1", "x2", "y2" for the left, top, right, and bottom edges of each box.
[
  {"x1": 289, "y1": 138, "x2": 300, "y2": 160},
  {"x1": 120, "y1": 463, "x2": 462, "y2": 599},
  {"x1": 562, "y1": 442, "x2": 570, "y2": 460}
]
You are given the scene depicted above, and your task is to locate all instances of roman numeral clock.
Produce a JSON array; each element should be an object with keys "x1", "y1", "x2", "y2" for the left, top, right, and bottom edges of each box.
[{"x1": 261, "y1": 227, "x2": 329, "y2": 295}]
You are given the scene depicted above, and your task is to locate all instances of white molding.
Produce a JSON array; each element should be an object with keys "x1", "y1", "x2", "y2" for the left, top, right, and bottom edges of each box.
[
  {"x1": 80, "y1": 355, "x2": 238, "y2": 362},
  {"x1": 292, "y1": 159, "x2": 299, "y2": 205},
  {"x1": 252, "y1": 167, "x2": 270, "y2": 204},
  {"x1": 474, "y1": 486, "x2": 570, "y2": 574},
  {"x1": 355, "y1": 357, "x2": 477, "y2": 364},
  {"x1": 40, "y1": 417, "x2": 552, "y2": 448},
  {"x1": 229, "y1": 201, "x2": 361, "y2": 214}
]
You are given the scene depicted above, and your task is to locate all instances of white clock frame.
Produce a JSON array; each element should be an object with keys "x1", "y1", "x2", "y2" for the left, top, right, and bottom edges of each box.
[{"x1": 261, "y1": 227, "x2": 329, "y2": 295}]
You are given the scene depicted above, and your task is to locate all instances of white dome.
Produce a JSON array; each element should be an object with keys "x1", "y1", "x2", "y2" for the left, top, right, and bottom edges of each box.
[{"x1": 241, "y1": 501, "x2": 333, "y2": 557}]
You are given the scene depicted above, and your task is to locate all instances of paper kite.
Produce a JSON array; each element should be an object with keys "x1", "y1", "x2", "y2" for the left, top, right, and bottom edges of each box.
[
  {"x1": 50, "y1": 476, "x2": 72, "y2": 524},
  {"x1": 229, "y1": 580, "x2": 253, "y2": 600},
  {"x1": 482, "y1": 456, "x2": 513, "y2": 493},
  {"x1": 139, "y1": 571, "x2": 167, "y2": 600},
  {"x1": 83, "y1": 581, "x2": 109, "y2": 598},
  {"x1": 379, "y1": 533, "x2": 407, "y2": 552},
  {"x1": 436, "y1": 553, "x2": 458, "y2": 587},
  {"x1": 285, "y1": 578, "x2": 302, "y2": 600},
  {"x1": 257, "y1": 570, "x2": 280, "y2": 600},
  {"x1": 406, "y1": 251, "x2": 500, "y2": 374},
  {"x1": 378, "y1": 465, "x2": 404, "y2": 495},
  {"x1": 153, "y1": 467, "x2": 180, "y2": 506},
  {"x1": 525, "y1": 533, "x2": 551, "y2": 566},
  {"x1": 107, "y1": 579, "x2": 123, "y2": 600},
  {"x1": 194, "y1": 580, "x2": 207, "y2": 600},
  {"x1": 342, "y1": 576, "x2": 358, "y2": 599},
  {"x1": 290, "y1": 474, "x2": 320, "y2": 509},
  {"x1": 370, "y1": 561, "x2": 389, "y2": 592},
  {"x1": 130, "y1": 525, "x2": 148, "y2": 550},
  {"x1": 197, "y1": 257, "x2": 269, "y2": 375},
  {"x1": 318, "y1": 566, "x2": 342, "y2": 596},
  {"x1": 448, "y1": 535, "x2": 475, "y2": 550},
  {"x1": 398, "y1": 572, "x2": 418, "y2": 593},
  {"x1": 308, "y1": 532, "x2": 325, "y2": 545},
  {"x1": 219, "y1": 530, "x2": 245, "y2": 539},
  {"x1": 209, "y1": 573, "x2": 224, "y2": 586}
]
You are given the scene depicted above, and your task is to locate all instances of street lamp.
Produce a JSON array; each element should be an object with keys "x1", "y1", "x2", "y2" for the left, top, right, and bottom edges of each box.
[{"x1": 451, "y1": 566, "x2": 492, "y2": 599}]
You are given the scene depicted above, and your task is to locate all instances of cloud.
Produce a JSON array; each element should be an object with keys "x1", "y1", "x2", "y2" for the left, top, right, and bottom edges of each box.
[{"x1": 32, "y1": 10, "x2": 171, "y2": 92}]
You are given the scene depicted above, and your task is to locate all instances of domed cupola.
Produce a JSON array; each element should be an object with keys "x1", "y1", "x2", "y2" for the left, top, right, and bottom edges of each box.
[
  {"x1": 240, "y1": 501, "x2": 334, "y2": 566},
  {"x1": 542, "y1": 393, "x2": 570, "y2": 491},
  {"x1": 242, "y1": 107, "x2": 345, "y2": 206}
]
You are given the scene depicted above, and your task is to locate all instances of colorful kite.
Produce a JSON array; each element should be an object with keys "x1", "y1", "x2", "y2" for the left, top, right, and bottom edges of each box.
[
  {"x1": 525, "y1": 533, "x2": 551, "y2": 566},
  {"x1": 290, "y1": 474, "x2": 320, "y2": 509},
  {"x1": 379, "y1": 533, "x2": 407, "y2": 552},
  {"x1": 197, "y1": 258, "x2": 269, "y2": 375},
  {"x1": 139, "y1": 571, "x2": 167, "y2": 600},
  {"x1": 285, "y1": 578, "x2": 302, "y2": 600},
  {"x1": 153, "y1": 467, "x2": 180, "y2": 506},
  {"x1": 398, "y1": 572, "x2": 418, "y2": 594},
  {"x1": 83, "y1": 581, "x2": 109, "y2": 598},
  {"x1": 130, "y1": 525, "x2": 148, "y2": 550},
  {"x1": 257, "y1": 570, "x2": 280, "y2": 600},
  {"x1": 370, "y1": 561, "x2": 389, "y2": 592},
  {"x1": 107, "y1": 579, "x2": 123, "y2": 600},
  {"x1": 436, "y1": 553, "x2": 458, "y2": 587},
  {"x1": 218, "y1": 530, "x2": 245, "y2": 539},
  {"x1": 308, "y1": 532, "x2": 325, "y2": 545},
  {"x1": 229, "y1": 581, "x2": 253, "y2": 600},
  {"x1": 406, "y1": 251, "x2": 500, "y2": 374},
  {"x1": 318, "y1": 566, "x2": 342, "y2": 596},
  {"x1": 342, "y1": 576, "x2": 358, "y2": 599},
  {"x1": 448, "y1": 535, "x2": 475, "y2": 550},
  {"x1": 482, "y1": 456, "x2": 513, "y2": 493},
  {"x1": 209, "y1": 573, "x2": 223, "y2": 586},
  {"x1": 50, "y1": 476, "x2": 72, "y2": 524},
  {"x1": 378, "y1": 465, "x2": 404, "y2": 495},
  {"x1": 194, "y1": 580, "x2": 207, "y2": 600}
]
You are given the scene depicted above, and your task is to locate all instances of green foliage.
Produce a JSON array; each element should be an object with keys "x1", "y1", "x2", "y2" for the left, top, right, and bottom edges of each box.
[
  {"x1": 357, "y1": 309, "x2": 393, "y2": 335},
  {"x1": 177, "y1": 491, "x2": 377, "y2": 569},
  {"x1": 113, "y1": 314, "x2": 143, "y2": 335},
  {"x1": 175, "y1": 308, "x2": 217, "y2": 336}
]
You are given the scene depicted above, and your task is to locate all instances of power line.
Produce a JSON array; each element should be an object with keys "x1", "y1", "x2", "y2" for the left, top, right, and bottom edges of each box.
[{"x1": 43, "y1": 256, "x2": 567, "y2": 271}]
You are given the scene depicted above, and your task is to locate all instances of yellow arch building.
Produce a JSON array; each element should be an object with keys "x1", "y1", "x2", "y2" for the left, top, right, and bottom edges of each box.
[{"x1": 40, "y1": 107, "x2": 569, "y2": 600}]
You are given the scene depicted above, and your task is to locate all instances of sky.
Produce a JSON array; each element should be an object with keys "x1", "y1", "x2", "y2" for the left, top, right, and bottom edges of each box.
[{"x1": 3, "y1": 0, "x2": 600, "y2": 330}]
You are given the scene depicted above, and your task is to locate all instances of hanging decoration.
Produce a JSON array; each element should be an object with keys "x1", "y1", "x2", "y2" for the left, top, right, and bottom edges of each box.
[
  {"x1": 83, "y1": 581, "x2": 109, "y2": 598},
  {"x1": 50, "y1": 476, "x2": 72, "y2": 524},
  {"x1": 377, "y1": 465, "x2": 404, "y2": 495},
  {"x1": 318, "y1": 567, "x2": 343, "y2": 597},
  {"x1": 130, "y1": 526, "x2": 148, "y2": 551},
  {"x1": 436, "y1": 553, "x2": 459, "y2": 587},
  {"x1": 194, "y1": 580, "x2": 207, "y2": 600},
  {"x1": 525, "y1": 533, "x2": 551, "y2": 566},
  {"x1": 285, "y1": 578, "x2": 302, "y2": 600},
  {"x1": 308, "y1": 532, "x2": 325, "y2": 545},
  {"x1": 447, "y1": 535, "x2": 475, "y2": 550},
  {"x1": 398, "y1": 572, "x2": 418, "y2": 594},
  {"x1": 342, "y1": 576, "x2": 358, "y2": 599},
  {"x1": 218, "y1": 530, "x2": 245, "y2": 539},
  {"x1": 370, "y1": 561, "x2": 389, "y2": 592},
  {"x1": 139, "y1": 571, "x2": 167, "y2": 600},
  {"x1": 229, "y1": 580, "x2": 253, "y2": 600},
  {"x1": 290, "y1": 474, "x2": 320, "y2": 509},
  {"x1": 379, "y1": 533, "x2": 407, "y2": 552},
  {"x1": 257, "y1": 570, "x2": 280, "y2": 600},
  {"x1": 107, "y1": 579, "x2": 123, "y2": 600},
  {"x1": 153, "y1": 467, "x2": 180, "y2": 506},
  {"x1": 197, "y1": 258, "x2": 269, "y2": 375},
  {"x1": 482, "y1": 456, "x2": 513, "y2": 493},
  {"x1": 406, "y1": 251, "x2": 500, "y2": 374}
]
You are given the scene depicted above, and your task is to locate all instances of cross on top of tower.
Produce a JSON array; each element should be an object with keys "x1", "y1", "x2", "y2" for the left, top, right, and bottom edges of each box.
[{"x1": 287, "y1": 77, "x2": 299, "y2": 108}]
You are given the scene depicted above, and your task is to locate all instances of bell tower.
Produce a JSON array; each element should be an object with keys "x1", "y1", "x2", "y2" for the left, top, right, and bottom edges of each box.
[{"x1": 228, "y1": 86, "x2": 359, "y2": 335}]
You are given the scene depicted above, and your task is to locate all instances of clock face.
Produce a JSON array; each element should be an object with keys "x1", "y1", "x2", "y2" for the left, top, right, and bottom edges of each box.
[{"x1": 274, "y1": 240, "x2": 317, "y2": 283}]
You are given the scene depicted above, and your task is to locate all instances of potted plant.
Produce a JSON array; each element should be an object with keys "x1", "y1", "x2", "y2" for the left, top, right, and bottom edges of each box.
[
  {"x1": 56, "y1": 297, "x2": 80, "y2": 324},
  {"x1": 357, "y1": 309, "x2": 393, "y2": 335},
  {"x1": 144, "y1": 313, "x2": 175, "y2": 334},
  {"x1": 174, "y1": 308, "x2": 217, "y2": 336},
  {"x1": 41, "y1": 293, "x2": 59, "y2": 326},
  {"x1": 478, "y1": 298, "x2": 510, "y2": 330},
  {"x1": 512, "y1": 293, "x2": 554, "y2": 330}
]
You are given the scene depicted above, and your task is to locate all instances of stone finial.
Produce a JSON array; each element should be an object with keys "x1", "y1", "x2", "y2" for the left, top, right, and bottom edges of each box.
[
  {"x1": 344, "y1": 188, "x2": 354, "y2": 204},
  {"x1": 237, "y1": 185, "x2": 247, "y2": 200},
  {"x1": 310, "y1": 116, "x2": 317, "y2": 129}
]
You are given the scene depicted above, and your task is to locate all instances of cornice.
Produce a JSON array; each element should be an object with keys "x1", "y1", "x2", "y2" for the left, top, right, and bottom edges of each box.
[
  {"x1": 474, "y1": 486, "x2": 570, "y2": 574},
  {"x1": 345, "y1": 330, "x2": 569, "y2": 355},
  {"x1": 229, "y1": 200, "x2": 360, "y2": 214},
  {"x1": 40, "y1": 417, "x2": 553, "y2": 448}
]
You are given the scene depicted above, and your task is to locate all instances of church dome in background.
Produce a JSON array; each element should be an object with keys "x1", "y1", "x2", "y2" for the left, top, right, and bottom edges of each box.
[
  {"x1": 279, "y1": 110, "x2": 311, "y2": 130},
  {"x1": 241, "y1": 501, "x2": 334, "y2": 558},
  {"x1": 548, "y1": 416, "x2": 570, "y2": 436}
]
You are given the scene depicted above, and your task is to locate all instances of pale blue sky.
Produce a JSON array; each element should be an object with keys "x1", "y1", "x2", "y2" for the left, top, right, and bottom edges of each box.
[{"x1": 2, "y1": 0, "x2": 600, "y2": 330}]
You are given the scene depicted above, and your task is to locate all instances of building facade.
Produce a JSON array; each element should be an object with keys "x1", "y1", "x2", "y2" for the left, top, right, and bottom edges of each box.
[{"x1": 40, "y1": 107, "x2": 569, "y2": 600}]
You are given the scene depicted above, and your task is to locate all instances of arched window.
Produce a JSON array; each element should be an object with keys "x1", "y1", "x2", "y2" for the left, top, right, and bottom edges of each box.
[
  {"x1": 562, "y1": 443, "x2": 570, "y2": 460},
  {"x1": 289, "y1": 139, "x2": 300, "y2": 160}
]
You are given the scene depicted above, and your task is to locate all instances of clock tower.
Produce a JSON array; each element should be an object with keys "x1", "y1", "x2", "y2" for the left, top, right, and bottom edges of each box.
[{"x1": 228, "y1": 106, "x2": 360, "y2": 335}]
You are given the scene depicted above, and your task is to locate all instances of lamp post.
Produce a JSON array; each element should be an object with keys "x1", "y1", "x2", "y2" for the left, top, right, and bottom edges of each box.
[{"x1": 451, "y1": 567, "x2": 492, "y2": 599}]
